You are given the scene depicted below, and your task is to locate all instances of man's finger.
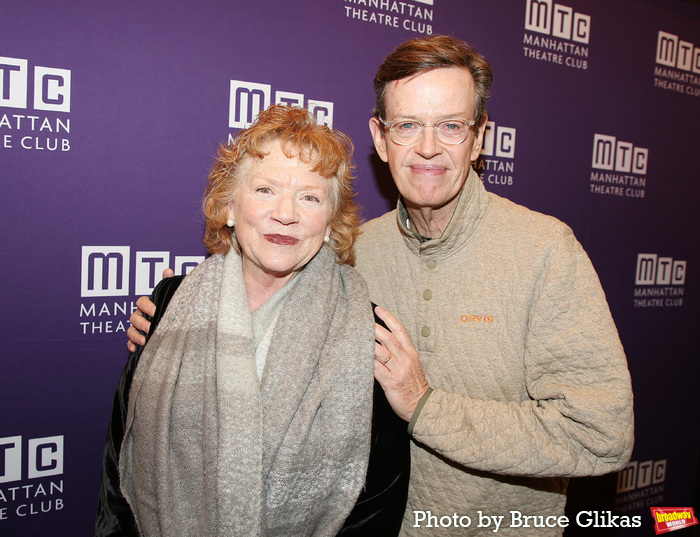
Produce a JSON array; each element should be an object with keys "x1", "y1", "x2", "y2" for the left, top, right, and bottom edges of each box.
[
  {"x1": 135, "y1": 295, "x2": 157, "y2": 317},
  {"x1": 374, "y1": 321, "x2": 393, "y2": 346},
  {"x1": 374, "y1": 341, "x2": 394, "y2": 367},
  {"x1": 126, "y1": 326, "x2": 146, "y2": 347},
  {"x1": 129, "y1": 311, "x2": 151, "y2": 335},
  {"x1": 374, "y1": 305, "x2": 412, "y2": 347}
]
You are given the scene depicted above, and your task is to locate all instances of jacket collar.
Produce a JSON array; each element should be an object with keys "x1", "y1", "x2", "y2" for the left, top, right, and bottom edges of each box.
[{"x1": 396, "y1": 167, "x2": 489, "y2": 257}]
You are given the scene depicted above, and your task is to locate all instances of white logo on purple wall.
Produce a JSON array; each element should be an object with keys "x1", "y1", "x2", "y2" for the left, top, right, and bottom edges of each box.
[
  {"x1": 653, "y1": 31, "x2": 700, "y2": 97},
  {"x1": 656, "y1": 31, "x2": 700, "y2": 71},
  {"x1": 0, "y1": 435, "x2": 64, "y2": 484},
  {"x1": 0, "y1": 56, "x2": 71, "y2": 113},
  {"x1": 524, "y1": 0, "x2": 590, "y2": 44},
  {"x1": 1, "y1": 56, "x2": 72, "y2": 151},
  {"x1": 342, "y1": 0, "x2": 434, "y2": 35},
  {"x1": 80, "y1": 246, "x2": 204, "y2": 298},
  {"x1": 635, "y1": 254, "x2": 686, "y2": 286},
  {"x1": 522, "y1": 0, "x2": 591, "y2": 69},
  {"x1": 80, "y1": 246, "x2": 131, "y2": 298},
  {"x1": 590, "y1": 134, "x2": 648, "y2": 199},
  {"x1": 592, "y1": 134, "x2": 648, "y2": 174},
  {"x1": 228, "y1": 79, "x2": 334, "y2": 130},
  {"x1": 633, "y1": 254, "x2": 686, "y2": 308},
  {"x1": 476, "y1": 121, "x2": 516, "y2": 187}
]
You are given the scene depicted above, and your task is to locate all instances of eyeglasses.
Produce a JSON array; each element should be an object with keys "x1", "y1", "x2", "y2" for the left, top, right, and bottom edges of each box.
[{"x1": 379, "y1": 118, "x2": 476, "y2": 146}]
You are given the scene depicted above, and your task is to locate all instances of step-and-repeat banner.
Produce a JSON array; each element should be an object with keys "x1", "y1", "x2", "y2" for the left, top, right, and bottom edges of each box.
[{"x1": 2, "y1": 0, "x2": 698, "y2": 535}]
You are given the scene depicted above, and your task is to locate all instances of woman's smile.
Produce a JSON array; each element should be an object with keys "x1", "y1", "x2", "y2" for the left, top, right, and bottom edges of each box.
[{"x1": 264, "y1": 233, "x2": 300, "y2": 246}]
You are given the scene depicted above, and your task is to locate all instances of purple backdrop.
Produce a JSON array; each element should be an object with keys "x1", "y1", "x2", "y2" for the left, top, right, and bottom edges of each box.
[{"x1": 2, "y1": 0, "x2": 699, "y2": 535}]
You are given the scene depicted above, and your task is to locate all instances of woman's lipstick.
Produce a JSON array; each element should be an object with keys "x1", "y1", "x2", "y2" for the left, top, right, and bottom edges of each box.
[{"x1": 264, "y1": 234, "x2": 299, "y2": 245}]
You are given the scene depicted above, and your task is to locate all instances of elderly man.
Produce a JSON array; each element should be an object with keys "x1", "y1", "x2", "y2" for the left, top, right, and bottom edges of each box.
[
  {"x1": 359, "y1": 36, "x2": 633, "y2": 536},
  {"x1": 127, "y1": 36, "x2": 633, "y2": 536}
]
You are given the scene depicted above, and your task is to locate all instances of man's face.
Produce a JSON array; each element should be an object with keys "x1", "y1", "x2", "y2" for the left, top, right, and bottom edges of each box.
[{"x1": 369, "y1": 67, "x2": 484, "y2": 216}]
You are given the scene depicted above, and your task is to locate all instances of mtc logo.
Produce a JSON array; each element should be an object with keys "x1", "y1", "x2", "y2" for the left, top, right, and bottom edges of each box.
[
  {"x1": 481, "y1": 121, "x2": 516, "y2": 159},
  {"x1": 617, "y1": 459, "x2": 666, "y2": 493},
  {"x1": 656, "y1": 31, "x2": 700, "y2": 72},
  {"x1": 592, "y1": 134, "x2": 648, "y2": 174},
  {"x1": 525, "y1": 0, "x2": 591, "y2": 44},
  {"x1": 80, "y1": 246, "x2": 204, "y2": 297},
  {"x1": 0, "y1": 436, "x2": 63, "y2": 484},
  {"x1": 229, "y1": 79, "x2": 334, "y2": 129},
  {"x1": 0, "y1": 56, "x2": 71, "y2": 113},
  {"x1": 636, "y1": 254, "x2": 686, "y2": 286}
]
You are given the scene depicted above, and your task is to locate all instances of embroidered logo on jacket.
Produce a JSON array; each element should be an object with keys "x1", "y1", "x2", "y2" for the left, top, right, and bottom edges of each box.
[{"x1": 460, "y1": 315, "x2": 494, "y2": 323}]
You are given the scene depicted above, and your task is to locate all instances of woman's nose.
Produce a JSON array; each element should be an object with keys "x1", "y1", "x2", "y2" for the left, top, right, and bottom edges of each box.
[{"x1": 272, "y1": 194, "x2": 298, "y2": 224}]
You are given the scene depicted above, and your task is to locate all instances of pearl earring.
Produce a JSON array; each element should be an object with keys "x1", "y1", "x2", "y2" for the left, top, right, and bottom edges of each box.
[
  {"x1": 324, "y1": 235, "x2": 330, "y2": 243},
  {"x1": 226, "y1": 218, "x2": 235, "y2": 227}
]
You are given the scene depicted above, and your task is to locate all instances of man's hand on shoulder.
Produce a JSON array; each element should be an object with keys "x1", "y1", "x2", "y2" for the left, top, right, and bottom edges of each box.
[{"x1": 125, "y1": 268, "x2": 174, "y2": 352}]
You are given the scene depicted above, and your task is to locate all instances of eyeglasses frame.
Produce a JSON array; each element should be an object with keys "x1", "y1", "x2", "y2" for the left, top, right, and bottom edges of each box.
[{"x1": 378, "y1": 117, "x2": 476, "y2": 146}]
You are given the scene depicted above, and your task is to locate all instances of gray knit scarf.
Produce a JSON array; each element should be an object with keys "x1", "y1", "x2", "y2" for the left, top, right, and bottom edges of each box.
[{"x1": 119, "y1": 245, "x2": 374, "y2": 536}]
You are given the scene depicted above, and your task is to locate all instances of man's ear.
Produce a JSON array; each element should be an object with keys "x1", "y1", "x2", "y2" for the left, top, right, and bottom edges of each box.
[
  {"x1": 369, "y1": 117, "x2": 389, "y2": 163},
  {"x1": 470, "y1": 116, "x2": 488, "y2": 162}
]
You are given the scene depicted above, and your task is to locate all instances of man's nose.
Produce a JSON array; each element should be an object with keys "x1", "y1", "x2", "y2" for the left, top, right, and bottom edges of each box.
[{"x1": 415, "y1": 125, "x2": 441, "y2": 158}]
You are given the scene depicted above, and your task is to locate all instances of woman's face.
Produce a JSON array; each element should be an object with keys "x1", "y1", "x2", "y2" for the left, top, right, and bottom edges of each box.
[{"x1": 228, "y1": 142, "x2": 333, "y2": 285}]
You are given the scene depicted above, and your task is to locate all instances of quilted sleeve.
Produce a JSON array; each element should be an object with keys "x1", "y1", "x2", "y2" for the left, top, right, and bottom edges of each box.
[{"x1": 410, "y1": 232, "x2": 634, "y2": 478}]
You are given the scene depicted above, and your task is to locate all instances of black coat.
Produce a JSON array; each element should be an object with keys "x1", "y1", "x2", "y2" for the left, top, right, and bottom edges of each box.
[{"x1": 95, "y1": 275, "x2": 410, "y2": 536}]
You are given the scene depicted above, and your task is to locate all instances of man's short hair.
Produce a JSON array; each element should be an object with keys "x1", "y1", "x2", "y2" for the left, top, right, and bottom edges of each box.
[{"x1": 373, "y1": 35, "x2": 493, "y2": 129}]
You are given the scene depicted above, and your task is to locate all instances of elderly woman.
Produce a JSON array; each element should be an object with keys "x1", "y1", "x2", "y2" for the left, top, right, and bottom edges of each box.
[{"x1": 96, "y1": 105, "x2": 408, "y2": 536}]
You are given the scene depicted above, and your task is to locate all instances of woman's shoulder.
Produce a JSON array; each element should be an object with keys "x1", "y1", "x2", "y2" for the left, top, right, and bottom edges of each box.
[
  {"x1": 145, "y1": 275, "x2": 186, "y2": 336},
  {"x1": 151, "y1": 275, "x2": 185, "y2": 305}
]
